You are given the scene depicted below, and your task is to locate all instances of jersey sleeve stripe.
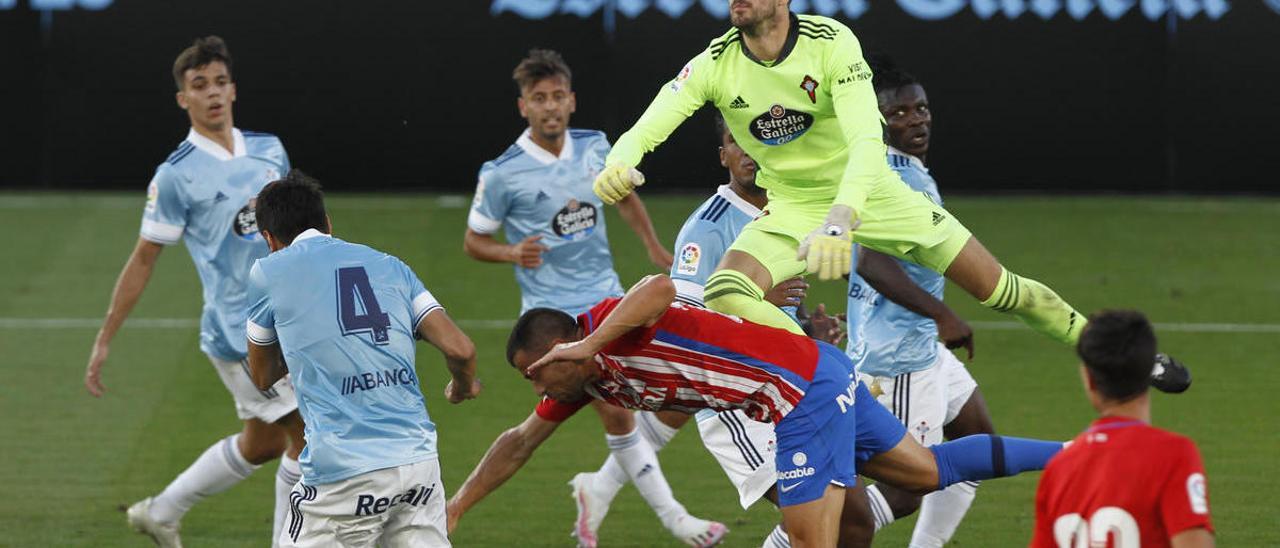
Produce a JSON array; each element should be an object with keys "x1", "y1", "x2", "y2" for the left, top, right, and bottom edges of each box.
[
  {"x1": 167, "y1": 146, "x2": 196, "y2": 165},
  {"x1": 673, "y1": 279, "x2": 705, "y2": 306},
  {"x1": 247, "y1": 319, "x2": 278, "y2": 345},
  {"x1": 467, "y1": 210, "x2": 502, "y2": 234},
  {"x1": 140, "y1": 219, "x2": 184, "y2": 244},
  {"x1": 412, "y1": 291, "x2": 443, "y2": 329}
]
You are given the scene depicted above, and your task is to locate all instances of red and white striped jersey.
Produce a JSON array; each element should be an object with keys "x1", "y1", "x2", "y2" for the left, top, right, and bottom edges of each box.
[{"x1": 559, "y1": 298, "x2": 821, "y2": 424}]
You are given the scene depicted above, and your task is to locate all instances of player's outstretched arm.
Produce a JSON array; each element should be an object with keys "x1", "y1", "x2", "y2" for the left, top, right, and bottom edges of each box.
[
  {"x1": 463, "y1": 229, "x2": 547, "y2": 268},
  {"x1": 446, "y1": 412, "x2": 561, "y2": 532},
  {"x1": 416, "y1": 309, "x2": 480, "y2": 403},
  {"x1": 857, "y1": 248, "x2": 974, "y2": 359},
  {"x1": 616, "y1": 194, "x2": 674, "y2": 270},
  {"x1": 824, "y1": 25, "x2": 893, "y2": 215},
  {"x1": 85, "y1": 237, "x2": 165, "y2": 397},
  {"x1": 246, "y1": 340, "x2": 287, "y2": 391}
]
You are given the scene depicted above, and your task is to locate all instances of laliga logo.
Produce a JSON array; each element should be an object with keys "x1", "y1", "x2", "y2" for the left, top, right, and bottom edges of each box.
[{"x1": 490, "y1": 0, "x2": 1231, "y2": 23}]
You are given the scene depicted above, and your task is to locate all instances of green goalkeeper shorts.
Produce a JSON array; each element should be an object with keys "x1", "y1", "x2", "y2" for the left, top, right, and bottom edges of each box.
[{"x1": 727, "y1": 176, "x2": 973, "y2": 285}]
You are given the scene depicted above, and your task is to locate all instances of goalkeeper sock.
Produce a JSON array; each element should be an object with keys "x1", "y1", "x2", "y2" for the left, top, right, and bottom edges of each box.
[
  {"x1": 705, "y1": 269, "x2": 805, "y2": 335},
  {"x1": 980, "y1": 267, "x2": 1085, "y2": 345},
  {"x1": 930, "y1": 435, "x2": 1063, "y2": 490}
]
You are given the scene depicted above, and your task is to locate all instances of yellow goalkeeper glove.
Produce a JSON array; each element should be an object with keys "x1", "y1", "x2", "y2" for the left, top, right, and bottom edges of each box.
[
  {"x1": 593, "y1": 165, "x2": 645, "y2": 205},
  {"x1": 798, "y1": 205, "x2": 859, "y2": 281}
]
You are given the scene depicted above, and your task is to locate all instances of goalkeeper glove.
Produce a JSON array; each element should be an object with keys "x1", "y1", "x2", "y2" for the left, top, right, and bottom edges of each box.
[
  {"x1": 593, "y1": 165, "x2": 645, "y2": 205},
  {"x1": 798, "y1": 204, "x2": 858, "y2": 280}
]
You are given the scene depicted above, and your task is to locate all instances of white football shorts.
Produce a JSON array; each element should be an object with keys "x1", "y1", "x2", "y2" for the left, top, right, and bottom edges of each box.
[
  {"x1": 282, "y1": 458, "x2": 449, "y2": 548},
  {"x1": 861, "y1": 342, "x2": 978, "y2": 447},
  {"x1": 208, "y1": 354, "x2": 298, "y2": 423}
]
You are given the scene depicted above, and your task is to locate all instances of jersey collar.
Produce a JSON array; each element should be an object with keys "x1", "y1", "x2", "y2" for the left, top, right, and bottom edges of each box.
[
  {"x1": 741, "y1": 12, "x2": 800, "y2": 68},
  {"x1": 516, "y1": 128, "x2": 575, "y2": 166},
  {"x1": 292, "y1": 228, "x2": 331, "y2": 243},
  {"x1": 716, "y1": 184, "x2": 762, "y2": 218},
  {"x1": 887, "y1": 146, "x2": 928, "y2": 172},
  {"x1": 186, "y1": 127, "x2": 246, "y2": 161}
]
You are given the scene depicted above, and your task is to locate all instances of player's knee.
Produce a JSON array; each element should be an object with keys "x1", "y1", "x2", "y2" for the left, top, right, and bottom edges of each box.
[
  {"x1": 883, "y1": 490, "x2": 923, "y2": 518},
  {"x1": 594, "y1": 402, "x2": 636, "y2": 435},
  {"x1": 239, "y1": 433, "x2": 287, "y2": 465}
]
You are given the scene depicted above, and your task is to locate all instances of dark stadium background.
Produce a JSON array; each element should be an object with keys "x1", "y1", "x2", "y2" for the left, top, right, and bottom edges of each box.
[{"x1": 1, "y1": 0, "x2": 1277, "y2": 193}]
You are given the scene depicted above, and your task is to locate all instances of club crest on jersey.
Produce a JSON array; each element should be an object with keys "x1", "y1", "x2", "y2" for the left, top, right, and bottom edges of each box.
[
  {"x1": 145, "y1": 181, "x2": 158, "y2": 213},
  {"x1": 677, "y1": 243, "x2": 701, "y2": 276},
  {"x1": 233, "y1": 198, "x2": 261, "y2": 241},
  {"x1": 800, "y1": 75, "x2": 819, "y2": 104},
  {"x1": 552, "y1": 199, "x2": 598, "y2": 241},
  {"x1": 750, "y1": 104, "x2": 814, "y2": 146}
]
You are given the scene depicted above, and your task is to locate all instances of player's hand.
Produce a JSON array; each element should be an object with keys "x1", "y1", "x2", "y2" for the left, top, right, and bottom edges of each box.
[
  {"x1": 764, "y1": 277, "x2": 808, "y2": 308},
  {"x1": 445, "y1": 378, "x2": 482, "y2": 404},
  {"x1": 508, "y1": 235, "x2": 548, "y2": 269},
  {"x1": 647, "y1": 245, "x2": 674, "y2": 271},
  {"x1": 798, "y1": 205, "x2": 859, "y2": 280},
  {"x1": 936, "y1": 312, "x2": 974, "y2": 360},
  {"x1": 805, "y1": 303, "x2": 846, "y2": 346},
  {"x1": 592, "y1": 165, "x2": 645, "y2": 205},
  {"x1": 85, "y1": 339, "x2": 109, "y2": 397},
  {"x1": 526, "y1": 340, "x2": 598, "y2": 377}
]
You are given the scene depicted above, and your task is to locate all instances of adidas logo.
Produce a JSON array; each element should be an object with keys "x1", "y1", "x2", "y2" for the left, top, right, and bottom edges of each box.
[
  {"x1": 931, "y1": 211, "x2": 945, "y2": 226},
  {"x1": 535, "y1": 190, "x2": 550, "y2": 203},
  {"x1": 729, "y1": 96, "x2": 750, "y2": 109},
  {"x1": 214, "y1": 191, "x2": 229, "y2": 203}
]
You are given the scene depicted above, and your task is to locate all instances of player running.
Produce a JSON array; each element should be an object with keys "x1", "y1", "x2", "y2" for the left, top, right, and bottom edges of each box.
[
  {"x1": 246, "y1": 173, "x2": 479, "y2": 546},
  {"x1": 844, "y1": 62, "x2": 991, "y2": 547},
  {"x1": 1031, "y1": 310, "x2": 1214, "y2": 548},
  {"x1": 464, "y1": 49, "x2": 718, "y2": 546},
  {"x1": 449, "y1": 274, "x2": 1064, "y2": 547},
  {"x1": 588, "y1": 0, "x2": 1190, "y2": 393},
  {"x1": 83, "y1": 36, "x2": 303, "y2": 547}
]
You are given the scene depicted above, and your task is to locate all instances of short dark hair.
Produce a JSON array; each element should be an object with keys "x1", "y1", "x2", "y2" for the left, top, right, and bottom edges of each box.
[
  {"x1": 512, "y1": 49, "x2": 572, "y2": 93},
  {"x1": 1077, "y1": 310, "x2": 1157, "y2": 401},
  {"x1": 506, "y1": 308, "x2": 577, "y2": 366},
  {"x1": 173, "y1": 36, "x2": 232, "y2": 90},
  {"x1": 255, "y1": 170, "x2": 328, "y2": 246},
  {"x1": 713, "y1": 111, "x2": 731, "y2": 145},
  {"x1": 865, "y1": 51, "x2": 920, "y2": 95}
]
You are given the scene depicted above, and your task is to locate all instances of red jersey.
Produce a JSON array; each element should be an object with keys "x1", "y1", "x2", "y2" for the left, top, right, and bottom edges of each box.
[
  {"x1": 534, "y1": 298, "x2": 821, "y2": 424},
  {"x1": 1030, "y1": 416, "x2": 1213, "y2": 548}
]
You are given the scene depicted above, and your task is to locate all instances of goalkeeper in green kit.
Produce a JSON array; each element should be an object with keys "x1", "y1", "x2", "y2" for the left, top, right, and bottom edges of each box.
[{"x1": 594, "y1": 0, "x2": 1190, "y2": 392}]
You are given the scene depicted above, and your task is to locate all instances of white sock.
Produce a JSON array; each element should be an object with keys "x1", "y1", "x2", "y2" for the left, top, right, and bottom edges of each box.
[
  {"x1": 635, "y1": 411, "x2": 679, "y2": 450},
  {"x1": 605, "y1": 428, "x2": 686, "y2": 527},
  {"x1": 762, "y1": 524, "x2": 791, "y2": 547},
  {"x1": 864, "y1": 484, "x2": 896, "y2": 532},
  {"x1": 909, "y1": 481, "x2": 978, "y2": 548},
  {"x1": 149, "y1": 434, "x2": 261, "y2": 524},
  {"x1": 591, "y1": 412, "x2": 680, "y2": 501},
  {"x1": 272, "y1": 455, "x2": 301, "y2": 547}
]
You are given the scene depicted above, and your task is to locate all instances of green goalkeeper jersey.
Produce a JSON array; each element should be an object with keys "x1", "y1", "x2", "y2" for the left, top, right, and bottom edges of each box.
[{"x1": 608, "y1": 13, "x2": 892, "y2": 211}]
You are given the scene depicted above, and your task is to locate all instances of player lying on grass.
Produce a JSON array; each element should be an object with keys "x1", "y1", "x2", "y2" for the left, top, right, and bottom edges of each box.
[
  {"x1": 464, "y1": 49, "x2": 718, "y2": 547},
  {"x1": 83, "y1": 36, "x2": 304, "y2": 547},
  {"x1": 246, "y1": 172, "x2": 480, "y2": 547},
  {"x1": 447, "y1": 274, "x2": 1064, "y2": 547},
  {"x1": 589, "y1": 0, "x2": 1190, "y2": 393},
  {"x1": 1032, "y1": 310, "x2": 1214, "y2": 548}
]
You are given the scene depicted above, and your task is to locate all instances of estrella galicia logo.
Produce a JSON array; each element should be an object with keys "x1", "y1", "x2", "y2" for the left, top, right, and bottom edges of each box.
[
  {"x1": 233, "y1": 198, "x2": 261, "y2": 241},
  {"x1": 552, "y1": 199, "x2": 598, "y2": 241},
  {"x1": 750, "y1": 104, "x2": 814, "y2": 146}
]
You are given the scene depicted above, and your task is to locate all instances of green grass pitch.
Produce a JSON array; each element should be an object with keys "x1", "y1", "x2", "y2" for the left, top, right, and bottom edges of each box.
[{"x1": 0, "y1": 192, "x2": 1277, "y2": 546}]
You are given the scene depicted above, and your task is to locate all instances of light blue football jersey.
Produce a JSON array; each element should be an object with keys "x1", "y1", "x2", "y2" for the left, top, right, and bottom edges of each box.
[
  {"x1": 468, "y1": 128, "x2": 623, "y2": 316},
  {"x1": 846, "y1": 147, "x2": 948, "y2": 378},
  {"x1": 140, "y1": 128, "x2": 290, "y2": 361},
  {"x1": 246, "y1": 230, "x2": 440, "y2": 485},
  {"x1": 669, "y1": 184, "x2": 762, "y2": 306}
]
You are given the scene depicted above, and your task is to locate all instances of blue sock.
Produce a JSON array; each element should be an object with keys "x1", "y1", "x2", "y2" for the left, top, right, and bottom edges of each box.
[{"x1": 929, "y1": 435, "x2": 1063, "y2": 490}]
